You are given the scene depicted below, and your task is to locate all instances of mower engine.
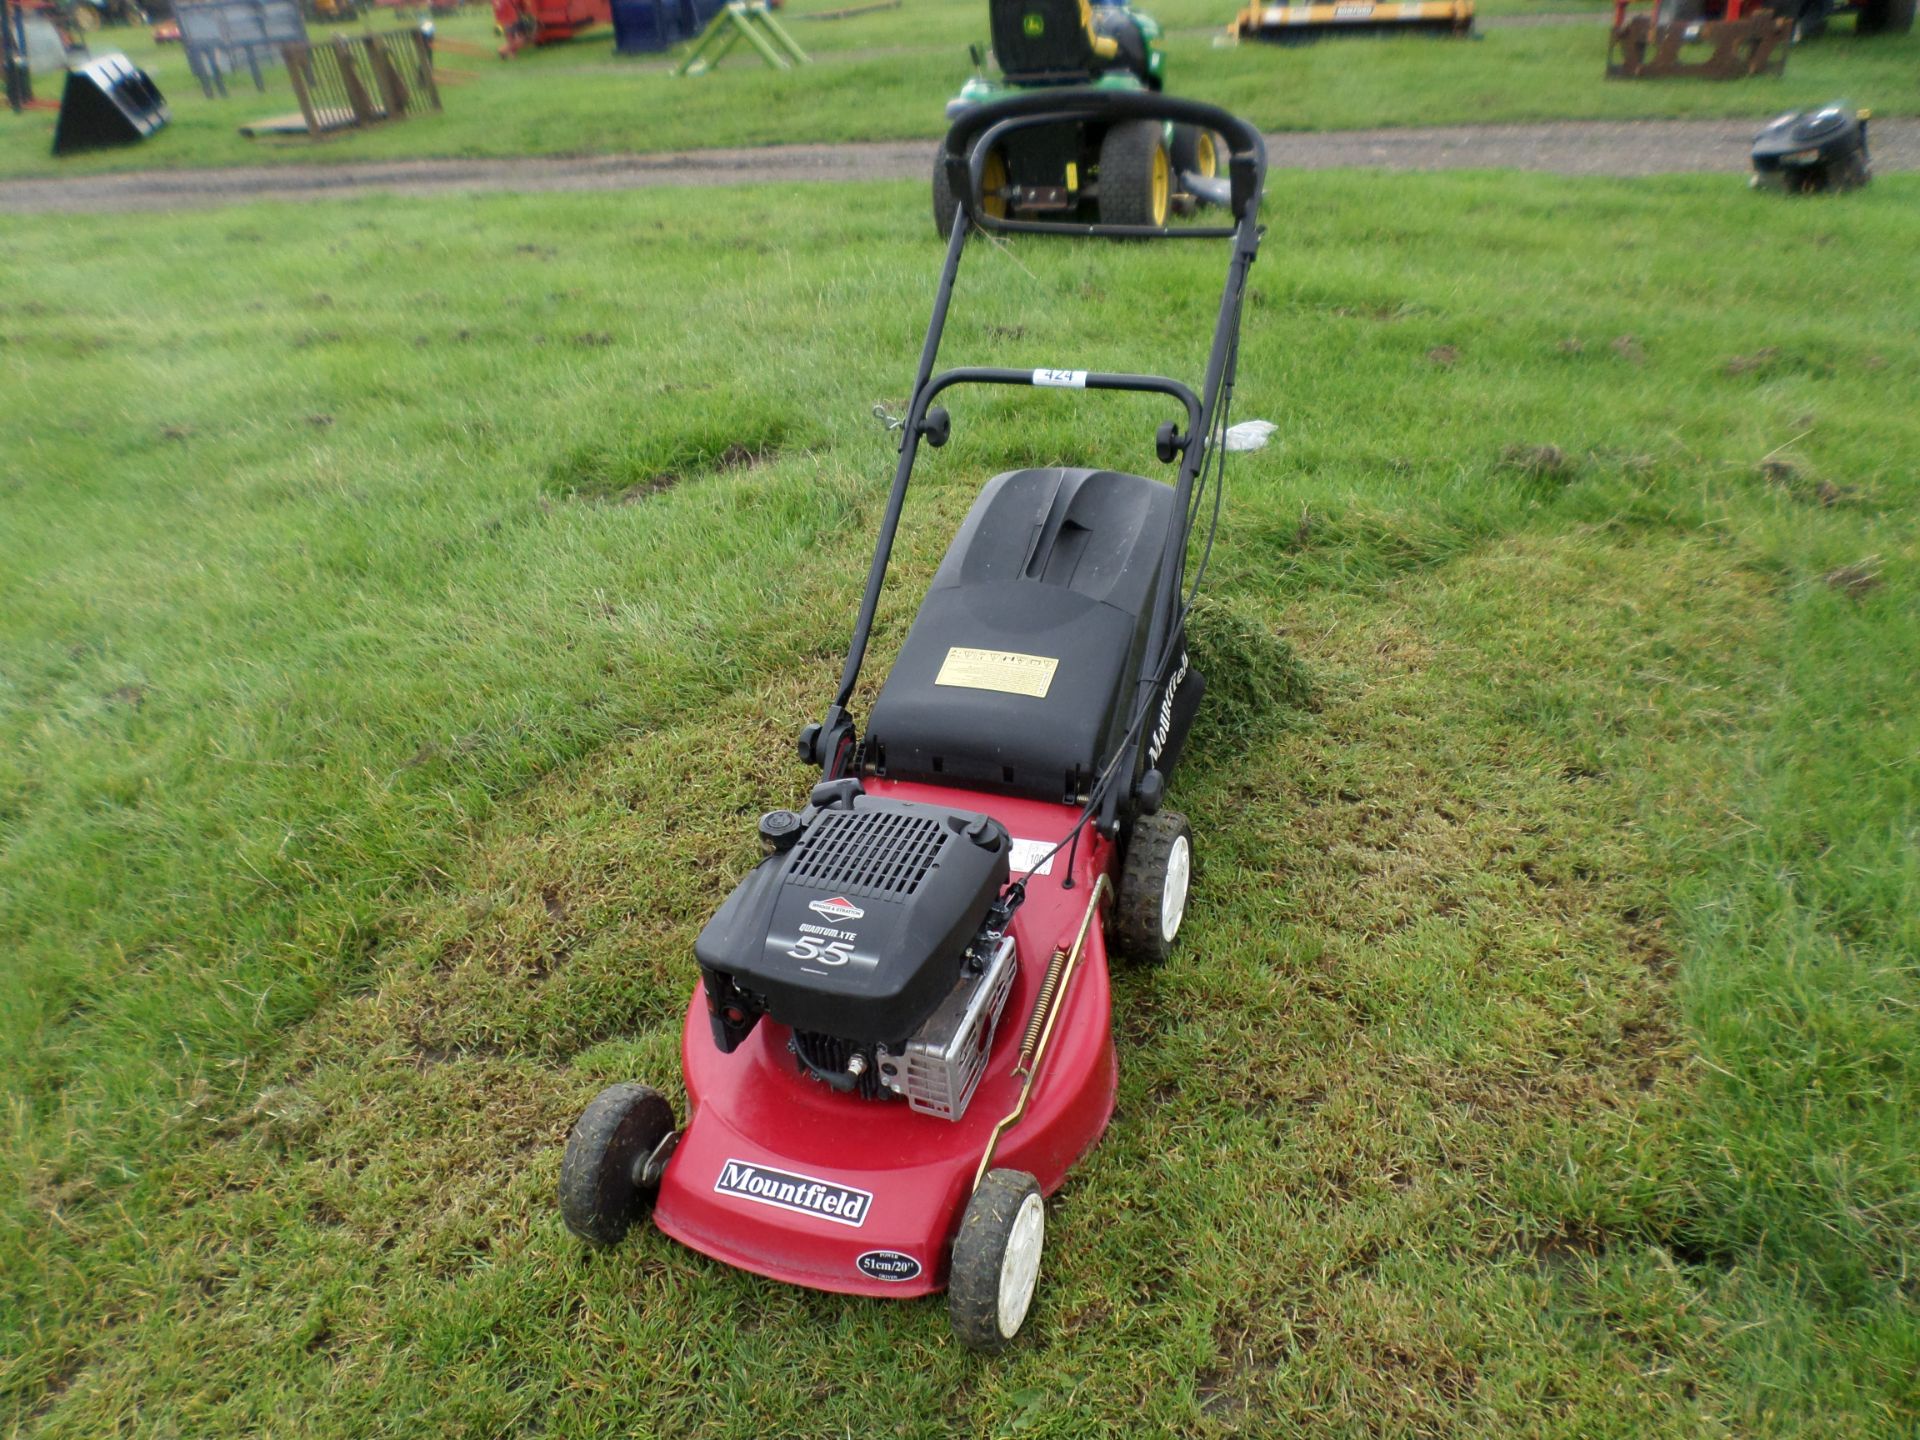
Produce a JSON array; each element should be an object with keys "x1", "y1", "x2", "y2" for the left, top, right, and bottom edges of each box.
[
  {"x1": 694, "y1": 784, "x2": 1017, "y2": 1121},
  {"x1": 1752, "y1": 103, "x2": 1870, "y2": 194}
]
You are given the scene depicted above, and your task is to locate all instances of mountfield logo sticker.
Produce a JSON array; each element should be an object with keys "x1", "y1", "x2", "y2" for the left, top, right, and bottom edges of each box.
[
  {"x1": 715, "y1": 1160, "x2": 873, "y2": 1228},
  {"x1": 808, "y1": 895, "x2": 865, "y2": 923}
]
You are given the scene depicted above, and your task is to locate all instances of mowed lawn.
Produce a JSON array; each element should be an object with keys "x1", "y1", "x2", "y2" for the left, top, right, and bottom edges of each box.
[
  {"x1": 2, "y1": 172, "x2": 1917, "y2": 1436},
  {"x1": 3, "y1": 2, "x2": 1920, "y2": 178}
]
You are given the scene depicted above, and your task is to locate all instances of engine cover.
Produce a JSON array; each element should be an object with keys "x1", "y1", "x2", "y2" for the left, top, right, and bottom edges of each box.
[{"x1": 695, "y1": 791, "x2": 1011, "y2": 1048}]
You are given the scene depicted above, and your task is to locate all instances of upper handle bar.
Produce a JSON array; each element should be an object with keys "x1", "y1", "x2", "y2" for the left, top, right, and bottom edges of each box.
[{"x1": 940, "y1": 88, "x2": 1267, "y2": 233}]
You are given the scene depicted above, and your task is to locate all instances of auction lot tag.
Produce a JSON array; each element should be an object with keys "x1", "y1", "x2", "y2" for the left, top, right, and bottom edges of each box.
[
  {"x1": 1032, "y1": 368, "x2": 1088, "y2": 388},
  {"x1": 935, "y1": 647, "x2": 1059, "y2": 698}
]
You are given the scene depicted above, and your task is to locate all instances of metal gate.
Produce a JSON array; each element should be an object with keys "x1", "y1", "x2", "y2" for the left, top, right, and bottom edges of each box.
[{"x1": 281, "y1": 29, "x2": 440, "y2": 136}]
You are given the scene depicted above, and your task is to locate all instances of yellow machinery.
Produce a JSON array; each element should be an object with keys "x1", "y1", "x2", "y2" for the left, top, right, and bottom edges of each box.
[{"x1": 1229, "y1": 0, "x2": 1473, "y2": 42}]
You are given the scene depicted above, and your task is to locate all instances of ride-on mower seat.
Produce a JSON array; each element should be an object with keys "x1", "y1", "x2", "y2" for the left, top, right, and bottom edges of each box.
[
  {"x1": 865, "y1": 466, "x2": 1197, "y2": 806},
  {"x1": 991, "y1": 0, "x2": 1121, "y2": 84}
]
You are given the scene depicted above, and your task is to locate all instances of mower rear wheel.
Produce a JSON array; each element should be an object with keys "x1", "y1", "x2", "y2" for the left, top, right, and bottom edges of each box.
[
  {"x1": 1112, "y1": 811, "x2": 1193, "y2": 965},
  {"x1": 1098, "y1": 121, "x2": 1171, "y2": 229},
  {"x1": 558, "y1": 1082, "x2": 675, "y2": 1248},
  {"x1": 949, "y1": 1169, "x2": 1045, "y2": 1352}
]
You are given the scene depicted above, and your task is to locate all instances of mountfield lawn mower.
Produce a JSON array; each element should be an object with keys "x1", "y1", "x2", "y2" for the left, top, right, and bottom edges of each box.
[
  {"x1": 559, "y1": 88, "x2": 1266, "y2": 1351},
  {"x1": 933, "y1": 0, "x2": 1232, "y2": 236}
]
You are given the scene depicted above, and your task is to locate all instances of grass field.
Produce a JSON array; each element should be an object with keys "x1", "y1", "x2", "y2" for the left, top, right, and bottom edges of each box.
[
  {"x1": 3, "y1": 1, "x2": 1920, "y2": 178},
  {"x1": 3, "y1": 171, "x2": 1917, "y2": 1435}
]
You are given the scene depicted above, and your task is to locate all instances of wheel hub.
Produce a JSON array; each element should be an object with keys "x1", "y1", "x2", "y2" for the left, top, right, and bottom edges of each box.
[
  {"x1": 997, "y1": 1192, "x2": 1046, "y2": 1338},
  {"x1": 1159, "y1": 833, "x2": 1190, "y2": 944}
]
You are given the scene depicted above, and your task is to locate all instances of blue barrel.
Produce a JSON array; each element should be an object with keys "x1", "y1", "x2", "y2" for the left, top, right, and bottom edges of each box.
[{"x1": 612, "y1": 0, "x2": 681, "y2": 54}]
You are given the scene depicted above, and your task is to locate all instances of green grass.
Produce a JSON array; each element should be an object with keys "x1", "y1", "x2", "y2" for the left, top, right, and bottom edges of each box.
[
  {"x1": 3, "y1": 1, "x2": 1919, "y2": 178},
  {"x1": 3, "y1": 171, "x2": 1917, "y2": 1435}
]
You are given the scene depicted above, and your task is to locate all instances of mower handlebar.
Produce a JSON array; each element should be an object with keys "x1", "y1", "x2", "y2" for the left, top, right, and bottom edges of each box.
[{"x1": 940, "y1": 88, "x2": 1267, "y2": 231}]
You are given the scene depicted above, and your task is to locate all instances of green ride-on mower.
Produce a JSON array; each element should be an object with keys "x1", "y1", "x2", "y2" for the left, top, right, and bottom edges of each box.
[{"x1": 933, "y1": 0, "x2": 1230, "y2": 236}]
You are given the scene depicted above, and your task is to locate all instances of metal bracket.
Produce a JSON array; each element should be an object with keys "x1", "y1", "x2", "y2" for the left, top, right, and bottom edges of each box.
[{"x1": 633, "y1": 1129, "x2": 680, "y2": 1189}]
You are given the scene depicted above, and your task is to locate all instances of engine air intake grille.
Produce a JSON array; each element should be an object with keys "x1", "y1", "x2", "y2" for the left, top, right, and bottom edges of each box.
[{"x1": 788, "y1": 808, "x2": 950, "y2": 898}]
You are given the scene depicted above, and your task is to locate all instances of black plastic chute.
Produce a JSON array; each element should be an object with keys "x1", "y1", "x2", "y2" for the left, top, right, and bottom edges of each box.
[{"x1": 52, "y1": 53, "x2": 169, "y2": 157}]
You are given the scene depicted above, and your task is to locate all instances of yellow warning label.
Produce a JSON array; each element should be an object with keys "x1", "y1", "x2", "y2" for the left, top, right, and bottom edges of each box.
[{"x1": 935, "y1": 647, "x2": 1058, "y2": 699}]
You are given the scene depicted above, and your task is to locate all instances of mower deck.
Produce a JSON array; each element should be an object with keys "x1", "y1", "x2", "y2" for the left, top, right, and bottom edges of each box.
[
  {"x1": 1230, "y1": 0, "x2": 1474, "y2": 42},
  {"x1": 652, "y1": 781, "x2": 1118, "y2": 1298}
]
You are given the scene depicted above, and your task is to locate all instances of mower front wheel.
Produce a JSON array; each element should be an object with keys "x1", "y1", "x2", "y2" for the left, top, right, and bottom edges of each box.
[
  {"x1": 558, "y1": 1082, "x2": 676, "y2": 1248},
  {"x1": 949, "y1": 1169, "x2": 1045, "y2": 1352},
  {"x1": 1098, "y1": 120, "x2": 1171, "y2": 229},
  {"x1": 1112, "y1": 811, "x2": 1193, "y2": 965}
]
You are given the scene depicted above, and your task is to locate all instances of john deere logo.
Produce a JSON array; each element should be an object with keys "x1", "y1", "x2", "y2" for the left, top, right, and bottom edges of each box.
[{"x1": 1023, "y1": 11, "x2": 1044, "y2": 34}]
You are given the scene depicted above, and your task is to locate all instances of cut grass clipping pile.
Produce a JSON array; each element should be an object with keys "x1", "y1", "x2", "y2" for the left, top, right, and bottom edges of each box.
[{"x1": 3, "y1": 173, "x2": 1917, "y2": 1435}]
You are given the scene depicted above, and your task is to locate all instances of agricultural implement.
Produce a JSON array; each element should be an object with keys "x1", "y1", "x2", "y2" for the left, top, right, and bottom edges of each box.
[
  {"x1": 1608, "y1": 0, "x2": 1911, "y2": 80},
  {"x1": 559, "y1": 86, "x2": 1267, "y2": 1352},
  {"x1": 671, "y1": 1, "x2": 808, "y2": 75},
  {"x1": 1228, "y1": 0, "x2": 1474, "y2": 44},
  {"x1": 1607, "y1": 0, "x2": 1790, "y2": 77},
  {"x1": 492, "y1": 0, "x2": 607, "y2": 55}
]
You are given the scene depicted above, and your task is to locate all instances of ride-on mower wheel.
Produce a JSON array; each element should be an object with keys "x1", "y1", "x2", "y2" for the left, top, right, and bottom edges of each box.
[
  {"x1": 1171, "y1": 124, "x2": 1220, "y2": 181},
  {"x1": 1098, "y1": 120, "x2": 1171, "y2": 228},
  {"x1": 558, "y1": 1083, "x2": 676, "y2": 1247},
  {"x1": 1857, "y1": 0, "x2": 1915, "y2": 34},
  {"x1": 933, "y1": 144, "x2": 1010, "y2": 239},
  {"x1": 949, "y1": 1169, "x2": 1045, "y2": 1352},
  {"x1": 1112, "y1": 811, "x2": 1193, "y2": 965}
]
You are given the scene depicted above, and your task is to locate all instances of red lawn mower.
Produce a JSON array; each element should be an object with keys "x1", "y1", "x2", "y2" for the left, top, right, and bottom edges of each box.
[{"x1": 559, "y1": 89, "x2": 1266, "y2": 1351}]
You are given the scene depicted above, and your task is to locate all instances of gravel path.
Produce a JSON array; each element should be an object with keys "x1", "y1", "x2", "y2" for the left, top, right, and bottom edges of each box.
[{"x1": 7, "y1": 117, "x2": 1915, "y2": 214}]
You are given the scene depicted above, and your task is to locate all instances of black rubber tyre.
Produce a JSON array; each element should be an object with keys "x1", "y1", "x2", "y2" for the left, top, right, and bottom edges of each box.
[
  {"x1": 949, "y1": 1169, "x2": 1045, "y2": 1353},
  {"x1": 932, "y1": 144, "x2": 961, "y2": 239},
  {"x1": 1171, "y1": 124, "x2": 1221, "y2": 181},
  {"x1": 1112, "y1": 811, "x2": 1193, "y2": 966},
  {"x1": 1097, "y1": 120, "x2": 1170, "y2": 228},
  {"x1": 558, "y1": 1082, "x2": 675, "y2": 1247},
  {"x1": 1857, "y1": 0, "x2": 1914, "y2": 34},
  {"x1": 932, "y1": 144, "x2": 1009, "y2": 239}
]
